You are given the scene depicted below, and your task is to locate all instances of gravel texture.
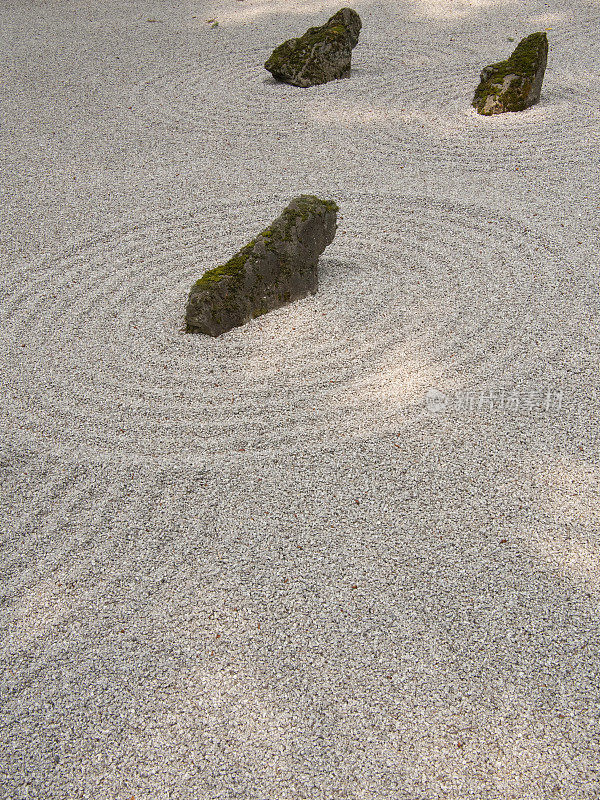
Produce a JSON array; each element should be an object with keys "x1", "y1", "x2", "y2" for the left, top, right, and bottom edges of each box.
[{"x1": 1, "y1": 0, "x2": 600, "y2": 798}]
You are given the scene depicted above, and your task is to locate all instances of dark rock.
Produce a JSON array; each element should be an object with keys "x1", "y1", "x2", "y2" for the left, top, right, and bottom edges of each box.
[
  {"x1": 473, "y1": 32, "x2": 548, "y2": 115},
  {"x1": 264, "y1": 8, "x2": 362, "y2": 88},
  {"x1": 185, "y1": 196, "x2": 338, "y2": 336}
]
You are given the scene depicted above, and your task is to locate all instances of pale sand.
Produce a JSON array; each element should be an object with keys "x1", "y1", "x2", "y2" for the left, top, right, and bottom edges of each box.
[{"x1": 1, "y1": 0, "x2": 599, "y2": 797}]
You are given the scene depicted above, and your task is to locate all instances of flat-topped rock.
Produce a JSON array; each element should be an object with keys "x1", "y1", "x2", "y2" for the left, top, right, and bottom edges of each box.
[
  {"x1": 473, "y1": 32, "x2": 548, "y2": 115},
  {"x1": 265, "y1": 8, "x2": 362, "y2": 88},
  {"x1": 185, "y1": 196, "x2": 338, "y2": 336}
]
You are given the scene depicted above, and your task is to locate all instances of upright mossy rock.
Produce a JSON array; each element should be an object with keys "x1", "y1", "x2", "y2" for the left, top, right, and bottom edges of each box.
[
  {"x1": 185, "y1": 196, "x2": 338, "y2": 336},
  {"x1": 473, "y1": 32, "x2": 548, "y2": 115},
  {"x1": 265, "y1": 8, "x2": 362, "y2": 88}
]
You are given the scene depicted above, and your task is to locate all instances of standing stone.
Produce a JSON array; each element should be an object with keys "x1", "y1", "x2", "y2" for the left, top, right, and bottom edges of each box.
[
  {"x1": 472, "y1": 32, "x2": 548, "y2": 115},
  {"x1": 185, "y1": 196, "x2": 338, "y2": 336},
  {"x1": 264, "y1": 8, "x2": 362, "y2": 88}
]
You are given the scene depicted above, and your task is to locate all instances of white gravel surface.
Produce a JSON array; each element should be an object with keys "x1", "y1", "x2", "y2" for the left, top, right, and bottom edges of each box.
[{"x1": 1, "y1": 0, "x2": 600, "y2": 798}]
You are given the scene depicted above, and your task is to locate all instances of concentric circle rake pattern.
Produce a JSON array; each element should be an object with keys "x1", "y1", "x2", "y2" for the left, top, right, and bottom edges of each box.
[
  {"x1": 128, "y1": 29, "x2": 600, "y2": 174},
  {"x1": 1, "y1": 195, "x2": 570, "y2": 465}
]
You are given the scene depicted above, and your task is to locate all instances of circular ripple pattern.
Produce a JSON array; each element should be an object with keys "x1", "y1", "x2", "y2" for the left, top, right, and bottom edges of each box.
[
  {"x1": 128, "y1": 21, "x2": 600, "y2": 175},
  {"x1": 0, "y1": 193, "x2": 582, "y2": 466}
]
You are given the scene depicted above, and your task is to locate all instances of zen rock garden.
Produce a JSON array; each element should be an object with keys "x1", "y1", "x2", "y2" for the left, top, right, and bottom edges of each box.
[
  {"x1": 185, "y1": 196, "x2": 338, "y2": 336},
  {"x1": 473, "y1": 32, "x2": 548, "y2": 115},
  {"x1": 265, "y1": 7, "x2": 362, "y2": 87},
  {"x1": 185, "y1": 15, "x2": 550, "y2": 336}
]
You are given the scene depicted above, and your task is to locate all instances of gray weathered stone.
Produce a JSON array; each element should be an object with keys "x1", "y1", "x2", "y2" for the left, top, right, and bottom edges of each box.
[
  {"x1": 185, "y1": 196, "x2": 338, "y2": 336},
  {"x1": 264, "y1": 8, "x2": 362, "y2": 88},
  {"x1": 472, "y1": 32, "x2": 548, "y2": 115}
]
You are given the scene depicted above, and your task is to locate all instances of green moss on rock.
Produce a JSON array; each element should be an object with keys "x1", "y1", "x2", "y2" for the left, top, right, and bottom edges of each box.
[
  {"x1": 185, "y1": 195, "x2": 339, "y2": 336},
  {"x1": 191, "y1": 238, "x2": 257, "y2": 292},
  {"x1": 192, "y1": 197, "x2": 339, "y2": 297},
  {"x1": 473, "y1": 32, "x2": 548, "y2": 115},
  {"x1": 265, "y1": 8, "x2": 362, "y2": 88}
]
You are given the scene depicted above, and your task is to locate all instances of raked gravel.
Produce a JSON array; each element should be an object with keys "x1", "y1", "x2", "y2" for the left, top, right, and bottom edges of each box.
[{"x1": 1, "y1": 0, "x2": 600, "y2": 798}]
